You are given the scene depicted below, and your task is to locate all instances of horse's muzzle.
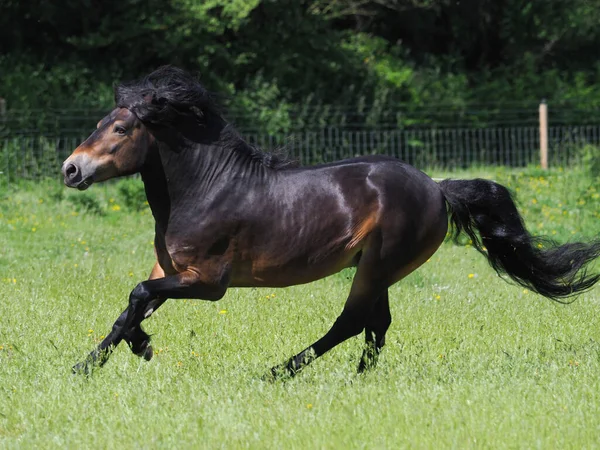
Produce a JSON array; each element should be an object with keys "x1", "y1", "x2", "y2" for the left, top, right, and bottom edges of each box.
[{"x1": 62, "y1": 161, "x2": 93, "y2": 190}]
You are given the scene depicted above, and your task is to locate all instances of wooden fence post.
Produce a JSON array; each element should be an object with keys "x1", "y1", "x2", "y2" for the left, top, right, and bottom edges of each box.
[{"x1": 539, "y1": 99, "x2": 548, "y2": 169}]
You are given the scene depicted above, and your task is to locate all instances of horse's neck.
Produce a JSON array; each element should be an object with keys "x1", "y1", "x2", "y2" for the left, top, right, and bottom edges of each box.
[
  {"x1": 142, "y1": 136, "x2": 262, "y2": 224},
  {"x1": 140, "y1": 148, "x2": 171, "y2": 235}
]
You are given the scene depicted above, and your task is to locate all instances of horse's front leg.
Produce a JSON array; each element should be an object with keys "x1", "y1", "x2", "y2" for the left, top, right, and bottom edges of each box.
[
  {"x1": 71, "y1": 262, "x2": 163, "y2": 373},
  {"x1": 124, "y1": 262, "x2": 168, "y2": 360},
  {"x1": 72, "y1": 268, "x2": 228, "y2": 374},
  {"x1": 123, "y1": 296, "x2": 167, "y2": 359}
]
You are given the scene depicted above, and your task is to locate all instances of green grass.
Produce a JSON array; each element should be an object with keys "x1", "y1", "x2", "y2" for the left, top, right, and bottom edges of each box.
[{"x1": 0, "y1": 166, "x2": 599, "y2": 449}]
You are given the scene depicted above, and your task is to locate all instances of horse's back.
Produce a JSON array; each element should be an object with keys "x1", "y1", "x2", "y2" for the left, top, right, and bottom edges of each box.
[
  {"x1": 281, "y1": 155, "x2": 447, "y2": 265},
  {"x1": 288, "y1": 155, "x2": 440, "y2": 195},
  {"x1": 288, "y1": 155, "x2": 443, "y2": 212}
]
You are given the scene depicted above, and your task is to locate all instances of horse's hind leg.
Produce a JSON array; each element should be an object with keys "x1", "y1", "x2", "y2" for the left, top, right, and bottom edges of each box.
[
  {"x1": 268, "y1": 206, "x2": 446, "y2": 380},
  {"x1": 268, "y1": 295, "x2": 374, "y2": 380},
  {"x1": 268, "y1": 237, "x2": 387, "y2": 380},
  {"x1": 357, "y1": 290, "x2": 391, "y2": 373}
]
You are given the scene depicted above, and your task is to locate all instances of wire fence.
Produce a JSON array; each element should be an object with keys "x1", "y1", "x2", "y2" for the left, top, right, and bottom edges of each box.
[{"x1": 1, "y1": 107, "x2": 599, "y2": 183}]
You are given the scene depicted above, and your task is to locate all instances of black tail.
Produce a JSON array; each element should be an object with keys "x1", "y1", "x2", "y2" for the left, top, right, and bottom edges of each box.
[{"x1": 439, "y1": 179, "x2": 600, "y2": 302}]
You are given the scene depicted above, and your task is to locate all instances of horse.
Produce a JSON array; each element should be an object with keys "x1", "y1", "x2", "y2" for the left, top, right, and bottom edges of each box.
[{"x1": 62, "y1": 66, "x2": 600, "y2": 378}]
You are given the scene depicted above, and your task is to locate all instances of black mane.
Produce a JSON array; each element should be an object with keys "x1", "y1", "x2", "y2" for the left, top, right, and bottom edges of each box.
[{"x1": 115, "y1": 66, "x2": 297, "y2": 170}]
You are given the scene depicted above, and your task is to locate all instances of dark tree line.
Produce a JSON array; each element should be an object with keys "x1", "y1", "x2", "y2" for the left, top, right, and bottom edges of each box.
[{"x1": 1, "y1": 0, "x2": 599, "y2": 132}]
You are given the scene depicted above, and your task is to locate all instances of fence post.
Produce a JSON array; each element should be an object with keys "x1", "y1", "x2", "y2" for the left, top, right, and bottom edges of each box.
[
  {"x1": 0, "y1": 98, "x2": 5, "y2": 118},
  {"x1": 539, "y1": 99, "x2": 548, "y2": 169}
]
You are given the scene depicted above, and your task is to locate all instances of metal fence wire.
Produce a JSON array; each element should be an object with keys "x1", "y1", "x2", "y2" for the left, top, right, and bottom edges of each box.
[{"x1": 1, "y1": 110, "x2": 600, "y2": 183}]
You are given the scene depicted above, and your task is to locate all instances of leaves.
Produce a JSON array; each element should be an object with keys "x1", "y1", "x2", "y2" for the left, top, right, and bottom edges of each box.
[{"x1": 1, "y1": 0, "x2": 600, "y2": 132}]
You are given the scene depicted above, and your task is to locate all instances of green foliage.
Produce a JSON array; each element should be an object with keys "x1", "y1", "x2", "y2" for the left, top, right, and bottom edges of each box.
[
  {"x1": 0, "y1": 55, "x2": 115, "y2": 110},
  {"x1": 48, "y1": 182, "x2": 66, "y2": 204},
  {"x1": 580, "y1": 144, "x2": 600, "y2": 179},
  {"x1": 235, "y1": 73, "x2": 294, "y2": 134},
  {"x1": 67, "y1": 192, "x2": 105, "y2": 216},
  {"x1": 117, "y1": 178, "x2": 148, "y2": 212},
  {"x1": 2, "y1": 0, "x2": 600, "y2": 131}
]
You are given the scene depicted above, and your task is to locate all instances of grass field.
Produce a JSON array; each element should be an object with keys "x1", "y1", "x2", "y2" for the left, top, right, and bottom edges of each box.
[{"x1": 0, "y1": 166, "x2": 599, "y2": 449}]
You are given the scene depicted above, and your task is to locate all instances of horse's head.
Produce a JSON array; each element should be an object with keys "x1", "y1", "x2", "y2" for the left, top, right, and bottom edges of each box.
[{"x1": 62, "y1": 108, "x2": 152, "y2": 190}]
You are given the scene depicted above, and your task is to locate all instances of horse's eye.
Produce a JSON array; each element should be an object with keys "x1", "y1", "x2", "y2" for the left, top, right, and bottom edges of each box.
[{"x1": 114, "y1": 126, "x2": 126, "y2": 135}]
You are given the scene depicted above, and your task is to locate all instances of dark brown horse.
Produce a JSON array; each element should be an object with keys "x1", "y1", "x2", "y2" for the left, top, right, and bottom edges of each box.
[{"x1": 62, "y1": 67, "x2": 600, "y2": 377}]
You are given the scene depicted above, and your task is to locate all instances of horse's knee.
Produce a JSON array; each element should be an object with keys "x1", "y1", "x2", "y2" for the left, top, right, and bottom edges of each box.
[
  {"x1": 130, "y1": 282, "x2": 153, "y2": 305},
  {"x1": 129, "y1": 283, "x2": 160, "y2": 316}
]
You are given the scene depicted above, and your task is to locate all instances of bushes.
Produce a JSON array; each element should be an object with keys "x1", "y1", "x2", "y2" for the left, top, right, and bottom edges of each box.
[
  {"x1": 117, "y1": 178, "x2": 147, "y2": 212},
  {"x1": 580, "y1": 144, "x2": 600, "y2": 179},
  {"x1": 3, "y1": 1, "x2": 600, "y2": 135},
  {"x1": 40, "y1": 177, "x2": 150, "y2": 216}
]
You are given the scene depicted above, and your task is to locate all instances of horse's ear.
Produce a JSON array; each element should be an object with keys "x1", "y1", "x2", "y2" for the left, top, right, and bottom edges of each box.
[{"x1": 96, "y1": 114, "x2": 112, "y2": 129}]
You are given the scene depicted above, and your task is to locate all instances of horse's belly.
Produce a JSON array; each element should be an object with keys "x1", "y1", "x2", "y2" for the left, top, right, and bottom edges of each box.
[{"x1": 230, "y1": 247, "x2": 359, "y2": 288}]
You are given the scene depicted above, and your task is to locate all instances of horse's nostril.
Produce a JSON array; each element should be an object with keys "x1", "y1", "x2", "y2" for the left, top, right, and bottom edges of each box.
[{"x1": 65, "y1": 163, "x2": 79, "y2": 180}]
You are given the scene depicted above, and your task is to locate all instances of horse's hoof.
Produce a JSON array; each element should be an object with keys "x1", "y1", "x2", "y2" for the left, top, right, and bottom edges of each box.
[
  {"x1": 131, "y1": 340, "x2": 153, "y2": 361},
  {"x1": 357, "y1": 354, "x2": 374, "y2": 373},
  {"x1": 357, "y1": 344, "x2": 380, "y2": 374},
  {"x1": 262, "y1": 364, "x2": 295, "y2": 382},
  {"x1": 357, "y1": 360, "x2": 373, "y2": 374},
  {"x1": 357, "y1": 356, "x2": 379, "y2": 374},
  {"x1": 142, "y1": 344, "x2": 153, "y2": 361},
  {"x1": 72, "y1": 361, "x2": 90, "y2": 375},
  {"x1": 357, "y1": 361, "x2": 366, "y2": 374},
  {"x1": 261, "y1": 367, "x2": 278, "y2": 383},
  {"x1": 130, "y1": 338, "x2": 153, "y2": 361}
]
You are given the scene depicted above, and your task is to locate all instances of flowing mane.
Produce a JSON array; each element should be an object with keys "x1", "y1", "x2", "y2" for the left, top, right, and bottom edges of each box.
[{"x1": 114, "y1": 66, "x2": 297, "y2": 170}]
